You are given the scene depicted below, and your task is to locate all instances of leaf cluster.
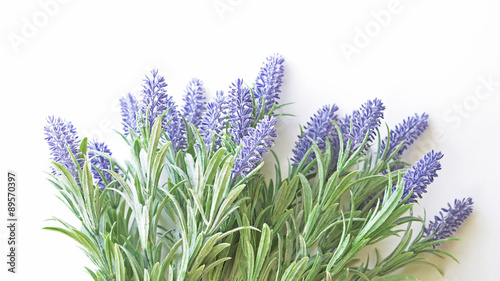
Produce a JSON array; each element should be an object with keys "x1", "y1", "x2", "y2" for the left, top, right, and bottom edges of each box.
[{"x1": 46, "y1": 104, "x2": 458, "y2": 281}]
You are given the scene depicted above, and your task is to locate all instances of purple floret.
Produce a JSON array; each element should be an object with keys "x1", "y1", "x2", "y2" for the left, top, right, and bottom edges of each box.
[
  {"x1": 254, "y1": 54, "x2": 285, "y2": 114},
  {"x1": 424, "y1": 197, "x2": 474, "y2": 247},
  {"x1": 381, "y1": 113, "x2": 429, "y2": 159},
  {"x1": 182, "y1": 78, "x2": 206, "y2": 127},
  {"x1": 341, "y1": 98, "x2": 385, "y2": 154},
  {"x1": 141, "y1": 69, "x2": 186, "y2": 151},
  {"x1": 88, "y1": 140, "x2": 116, "y2": 190},
  {"x1": 228, "y1": 78, "x2": 254, "y2": 144},
  {"x1": 199, "y1": 91, "x2": 227, "y2": 152},
  {"x1": 233, "y1": 116, "x2": 277, "y2": 178},
  {"x1": 141, "y1": 69, "x2": 173, "y2": 129},
  {"x1": 402, "y1": 150, "x2": 444, "y2": 203},
  {"x1": 44, "y1": 116, "x2": 81, "y2": 179},
  {"x1": 119, "y1": 93, "x2": 140, "y2": 135},
  {"x1": 292, "y1": 105, "x2": 339, "y2": 166}
]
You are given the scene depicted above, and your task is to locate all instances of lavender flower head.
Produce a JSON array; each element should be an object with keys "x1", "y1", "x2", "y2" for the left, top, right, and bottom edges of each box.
[
  {"x1": 381, "y1": 113, "x2": 429, "y2": 159},
  {"x1": 233, "y1": 116, "x2": 277, "y2": 178},
  {"x1": 424, "y1": 197, "x2": 473, "y2": 247},
  {"x1": 120, "y1": 93, "x2": 140, "y2": 135},
  {"x1": 228, "y1": 79, "x2": 254, "y2": 144},
  {"x1": 401, "y1": 150, "x2": 444, "y2": 204},
  {"x1": 88, "y1": 140, "x2": 116, "y2": 190},
  {"x1": 292, "y1": 104, "x2": 339, "y2": 166},
  {"x1": 165, "y1": 111, "x2": 187, "y2": 151},
  {"x1": 141, "y1": 69, "x2": 186, "y2": 151},
  {"x1": 44, "y1": 116, "x2": 81, "y2": 178},
  {"x1": 199, "y1": 91, "x2": 227, "y2": 152},
  {"x1": 341, "y1": 99, "x2": 385, "y2": 153},
  {"x1": 141, "y1": 69, "x2": 174, "y2": 129},
  {"x1": 182, "y1": 78, "x2": 206, "y2": 127},
  {"x1": 254, "y1": 54, "x2": 285, "y2": 114}
]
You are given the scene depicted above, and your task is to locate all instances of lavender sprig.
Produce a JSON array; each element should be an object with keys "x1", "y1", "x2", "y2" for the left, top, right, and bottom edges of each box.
[
  {"x1": 141, "y1": 69, "x2": 186, "y2": 151},
  {"x1": 165, "y1": 112, "x2": 187, "y2": 152},
  {"x1": 233, "y1": 116, "x2": 277, "y2": 178},
  {"x1": 254, "y1": 54, "x2": 285, "y2": 114},
  {"x1": 381, "y1": 113, "x2": 429, "y2": 159},
  {"x1": 341, "y1": 98, "x2": 385, "y2": 153},
  {"x1": 182, "y1": 78, "x2": 206, "y2": 127},
  {"x1": 292, "y1": 105, "x2": 339, "y2": 166},
  {"x1": 44, "y1": 116, "x2": 81, "y2": 178},
  {"x1": 141, "y1": 69, "x2": 174, "y2": 129},
  {"x1": 424, "y1": 197, "x2": 474, "y2": 247},
  {"x1": 120, "y1": 93, "x2": 140, "y2": 135},
  {"x1": 199, "y1": 91, "x2": 227, "y2": 152},
  {"x1": 228, "y1": 79, "x2": 254, "y2": 144},
  {"x1": 88, "y1": 140, "x2": 116, "y2": 190},
  {"x1": 402, "y1": 150, "x2": 444, "y2": 204}
]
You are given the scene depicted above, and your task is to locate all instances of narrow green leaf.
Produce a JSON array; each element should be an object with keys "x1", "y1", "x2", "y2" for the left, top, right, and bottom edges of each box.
[{"x1": 374, "y1": 274, "x2": 420, "y2": 281}]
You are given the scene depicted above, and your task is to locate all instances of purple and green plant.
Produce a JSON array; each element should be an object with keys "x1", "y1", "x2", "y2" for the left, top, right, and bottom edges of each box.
[{"x1": 43, "y1": 55, "x2": 473, "y2": 281}]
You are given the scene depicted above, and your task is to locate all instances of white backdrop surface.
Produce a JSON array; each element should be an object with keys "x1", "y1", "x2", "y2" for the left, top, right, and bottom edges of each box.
[{"x1": 1, "y1": 0, "x2": 499, "y2": 280}]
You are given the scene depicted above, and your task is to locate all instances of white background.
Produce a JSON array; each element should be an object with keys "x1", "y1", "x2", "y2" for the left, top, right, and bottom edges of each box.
[{"x1": 1, "y1": 0, "x2": 500, "y2": 280}]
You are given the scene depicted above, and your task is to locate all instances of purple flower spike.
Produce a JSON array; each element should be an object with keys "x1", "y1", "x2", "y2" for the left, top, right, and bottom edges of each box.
[
  {"x1": 402, "y1": 150, "x2": 444, "y2": 204},
  {"x1": 233, "y1": 116, "x2": 277, "y2": 178},
  {"x1": 141, "y1": 70, "x2": 186, "y2": 151},
  {"x1": 228, "y1": 79, "x2": 254, "y2": 144},
  {"x1": 424, "y1": 197, "x2": 474, "y2": 247},
  {"x1": 166, "y1": 112, "x2": 187, "y2": 152},
  {"x1": 254, "y1": 54, "x2": 285, "y2": 114},
  {"x1": 341, "y1": 99, "x2": 385, "y2": 153},
  {"x1": 44, "y1": 116, "x2": 81, "y2": 178},
  {"x1": 200, "y1": 91, "x2": 227, "y2": 152},
  {"x1": 141, "y1": 69, "x2": 174, "y2": 130},
  {"x1": 381, "y1": 113, "x2": 429, "y2": 159},
  {"x1": 120, "y1": 93, "x2": 140, "y2": 135},
  {"x1": 292, "y1": 105, "x2": 339, "y2": 166},
  {"x1": 182, "y1": 78, "x2": 206, "y2": 127},
  {"x1": 88, "y1": 140, "x2": 116, "y2": 190}
]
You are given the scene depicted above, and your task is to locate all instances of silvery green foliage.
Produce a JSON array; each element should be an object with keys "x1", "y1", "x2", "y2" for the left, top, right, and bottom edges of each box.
[{"x1": 44, "y1": 56, "x2": 473, "y2": 281}]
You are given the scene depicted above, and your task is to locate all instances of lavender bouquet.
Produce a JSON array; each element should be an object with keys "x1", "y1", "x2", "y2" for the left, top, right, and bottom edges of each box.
[{"x1": 44, "y1": 54, "x2": 473, "y2": 281}]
